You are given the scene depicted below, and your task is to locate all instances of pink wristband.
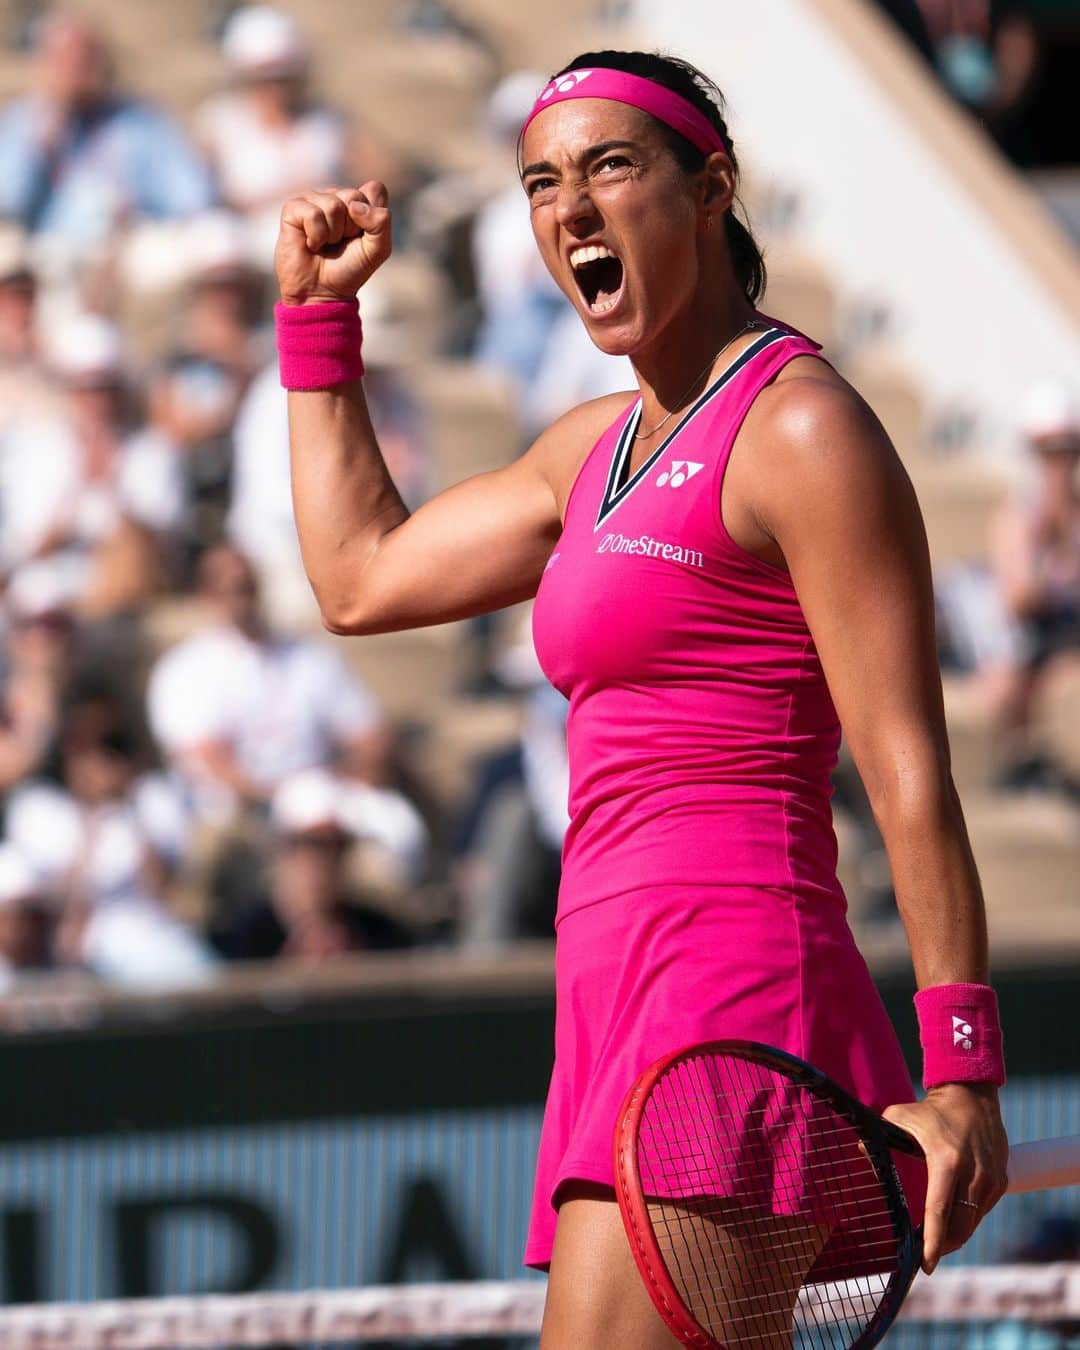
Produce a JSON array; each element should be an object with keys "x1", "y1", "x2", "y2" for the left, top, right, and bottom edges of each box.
[
  {"x1": 914, "y1": 983, "x2": 1006, "y2": 1090},
  {"x1": 275, "y1": 298, "x2": 364, "y2": 390}
]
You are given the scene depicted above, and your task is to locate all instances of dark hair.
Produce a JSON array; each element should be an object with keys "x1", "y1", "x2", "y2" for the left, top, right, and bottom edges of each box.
[{"x1": 550, "y1": 50, "x2": 766, "y2": 305}]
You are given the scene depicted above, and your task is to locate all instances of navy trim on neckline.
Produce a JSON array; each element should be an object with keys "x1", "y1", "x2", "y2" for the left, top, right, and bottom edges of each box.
[{"x1": 594, "y1": 327, "x2": 790, "y2": 532}]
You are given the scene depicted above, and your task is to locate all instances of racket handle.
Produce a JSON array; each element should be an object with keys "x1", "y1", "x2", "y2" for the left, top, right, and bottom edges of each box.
[{"x1": 1006, "y1": 1136, "x2": 1080, "y2": 1194}]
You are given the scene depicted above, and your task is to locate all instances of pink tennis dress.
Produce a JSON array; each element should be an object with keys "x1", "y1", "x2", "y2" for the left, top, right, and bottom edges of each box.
[{"x1": 525, "y1": 323, "x2": 923, "y2": 1270}]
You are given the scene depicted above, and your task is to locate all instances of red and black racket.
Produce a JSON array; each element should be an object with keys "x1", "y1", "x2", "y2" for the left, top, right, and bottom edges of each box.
[{"x1": 614, "y1": 1040, "x2": 1080, "y2": 1350}]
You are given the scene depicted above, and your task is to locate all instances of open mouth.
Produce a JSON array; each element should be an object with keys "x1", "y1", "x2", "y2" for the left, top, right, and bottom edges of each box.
[{"x1": 570, "y1": 245, "x2": 625, "y2": 316}]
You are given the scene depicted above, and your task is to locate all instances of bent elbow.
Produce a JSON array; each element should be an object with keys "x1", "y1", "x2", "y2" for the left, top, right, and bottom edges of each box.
[
  {"x1": 319, "y1": 604, "x2": 371, "y2": 637},
  {"x1": 320, "y1": 611, "x2": 356, "y2": 637},
  {"x1": 316, "y1": 587, "x2": 376, "y2": 636}
]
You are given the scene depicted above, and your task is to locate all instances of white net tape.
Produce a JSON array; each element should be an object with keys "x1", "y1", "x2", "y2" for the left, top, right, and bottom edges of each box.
[{"x1": 0, "y1": 1266, "x2": 1076, "y2": 1349}]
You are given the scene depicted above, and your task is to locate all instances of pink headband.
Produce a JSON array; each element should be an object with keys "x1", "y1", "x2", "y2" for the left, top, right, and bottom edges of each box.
[{"x1": 521, "y1": 68, "x2": 728, "y2": 158}]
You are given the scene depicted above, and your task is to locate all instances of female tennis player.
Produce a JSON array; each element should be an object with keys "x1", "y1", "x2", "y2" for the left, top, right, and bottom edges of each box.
[{"x1": 274, "y1": 50, "x2": 1009, "y2": 1349}]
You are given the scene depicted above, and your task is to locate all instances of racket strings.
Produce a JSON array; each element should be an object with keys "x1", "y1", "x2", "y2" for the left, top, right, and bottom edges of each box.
[
  {"x1": 635, "y1": 1051, "x2": 903, "y2": 1348},
  {"x1": 653, "y1": 1055, "x2": 832, "y2": 1348}
]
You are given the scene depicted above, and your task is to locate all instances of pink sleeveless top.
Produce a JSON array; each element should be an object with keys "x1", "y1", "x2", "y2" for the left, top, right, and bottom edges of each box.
[{"x1": 532, "y1": 326, "x2": 847, "y2": 923}]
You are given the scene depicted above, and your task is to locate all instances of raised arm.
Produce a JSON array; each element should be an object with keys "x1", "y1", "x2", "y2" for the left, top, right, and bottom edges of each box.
[
  {"x1": 742, "y1": 362, "x2": 1009, "y2": 1273},
  {"x1": 275, "y1": 183, "x2": 630, "y2": 635}
]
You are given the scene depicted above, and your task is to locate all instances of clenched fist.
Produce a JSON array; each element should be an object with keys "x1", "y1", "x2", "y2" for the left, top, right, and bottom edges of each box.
[{"x1": 275, "y1": 181, "x2": 392, "y2": 306}]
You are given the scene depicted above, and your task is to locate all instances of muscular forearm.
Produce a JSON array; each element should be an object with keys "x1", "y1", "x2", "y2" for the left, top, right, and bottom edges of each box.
[
  {"x1": 288, "y1": 382, "x2": 409, "y2": 629},
  {"x1": 871, "y1": 769, "x2": 989, "y2": 989}
]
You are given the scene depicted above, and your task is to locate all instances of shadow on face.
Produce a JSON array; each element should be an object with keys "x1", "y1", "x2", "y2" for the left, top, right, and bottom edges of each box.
[
  {"x1": 60, "y1": 699, "x2": 139, "y2": 805},
  {"x1": 1031, "y1": 439, "x2": 1080, "y2": 500},
  {"x1": 273, "y1": 832, "x2": 347, "y2": 922},
  {"x1": 38, "y1": 12, "x2": 111, "y2": 111},
  {"x1": 197, "y1": 545, "x2": 261, "y2": 632},
  {"x1": 0, "y1": 900, "x2": 49, "y2": 969},
  {"x1": 0, "y1": 274, "x2": 36, "y2": 356}
]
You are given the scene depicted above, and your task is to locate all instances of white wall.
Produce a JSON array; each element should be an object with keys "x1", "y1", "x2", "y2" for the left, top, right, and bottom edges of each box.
[{"x1": 632, "y1": 0, "x2": 1080, "y2": 455}]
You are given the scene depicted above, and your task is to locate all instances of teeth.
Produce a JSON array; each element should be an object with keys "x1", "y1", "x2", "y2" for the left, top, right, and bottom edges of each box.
[
  {"x1": 590, "y1": 294, "x2": 619, "y2": 314},
  {"x1": 570, "y1": 244, "x2": 617, "y2": 269}
]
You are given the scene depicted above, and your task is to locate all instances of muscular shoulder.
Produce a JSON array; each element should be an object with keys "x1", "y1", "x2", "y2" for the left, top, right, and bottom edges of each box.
[
  {"x1": 738, "y1": 356, "x2": 920, "y2": 555},
  {"x1": 523, "y1": 389, "x2": 638, "y2": 517},
  {"x1": 742, "y1": 358, "x2": 907, "y2": 513}
]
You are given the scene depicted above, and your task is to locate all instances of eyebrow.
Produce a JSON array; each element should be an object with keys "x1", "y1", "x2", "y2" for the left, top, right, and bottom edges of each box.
[{"x1": 520, "y1": 139, "x2": 641, "y2": 180}]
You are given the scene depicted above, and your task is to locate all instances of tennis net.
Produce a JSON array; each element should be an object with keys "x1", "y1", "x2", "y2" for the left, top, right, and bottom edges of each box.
[{"x1": 0, "y1": 1265, "x2": 1076, "y2": 1348}]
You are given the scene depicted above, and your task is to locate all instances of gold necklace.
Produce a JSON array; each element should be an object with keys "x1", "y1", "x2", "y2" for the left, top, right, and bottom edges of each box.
[{"x1": 634, "y1": 318, "x2": 765, "y2": 441}]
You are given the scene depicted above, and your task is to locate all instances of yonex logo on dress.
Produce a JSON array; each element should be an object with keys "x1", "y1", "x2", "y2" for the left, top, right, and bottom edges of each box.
[
  {"x1": 656, "y1": 460, "x2": 704, "y2": 489},
  {"x1": 597, "y1": 532, "x2": 704, "y2": 569},
  {"x1": 539, "y1": 70, "x2": 594, "y2": 101},
  {"x1": 952, "y1": 1015, "x2": 974, "y2": 1050}
]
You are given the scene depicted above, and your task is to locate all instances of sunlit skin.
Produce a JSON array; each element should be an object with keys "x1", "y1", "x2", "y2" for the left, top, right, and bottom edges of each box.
[{"x1": 521, "y1": 100, "x2": 757, "y2": 443}]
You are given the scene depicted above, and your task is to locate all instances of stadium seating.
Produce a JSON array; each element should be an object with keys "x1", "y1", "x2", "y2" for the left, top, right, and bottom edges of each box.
[{"x1": 0, "y1": 0, "x2": 1071, "y2": 960}]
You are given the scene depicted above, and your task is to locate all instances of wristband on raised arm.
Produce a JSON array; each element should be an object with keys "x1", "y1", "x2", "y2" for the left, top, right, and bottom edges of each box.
[{"x1": 275, "y1": 298, "x2": 364, "y2": 390}]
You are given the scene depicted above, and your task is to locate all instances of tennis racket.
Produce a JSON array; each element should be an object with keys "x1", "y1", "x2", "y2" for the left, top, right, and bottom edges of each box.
[{"x1": 614, "y1": 1040, "x2": 1080, "y2": 1350}]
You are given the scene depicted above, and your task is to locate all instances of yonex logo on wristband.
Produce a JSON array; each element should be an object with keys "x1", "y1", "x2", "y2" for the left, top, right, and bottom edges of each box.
[{"x1": 953, "y1": 1015, "x2": 974, "y2": 1050}]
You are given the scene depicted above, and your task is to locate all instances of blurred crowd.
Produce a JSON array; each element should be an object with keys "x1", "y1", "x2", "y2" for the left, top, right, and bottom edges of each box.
[
  {"x1": 0, "y1": 3, "x2": 633, "y2": 990},
  {"x1": 874, "y1": 0, "x2": 1077, "y2": 170},
  {"x1": 0, "y1": 3, "x2": 1074, "y2": 988}
]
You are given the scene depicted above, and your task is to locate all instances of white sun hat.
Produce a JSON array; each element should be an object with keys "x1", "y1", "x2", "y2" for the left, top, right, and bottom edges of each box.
[
  {"x1": 47, "y1": 312, "x2": 124, "y2": 384},
  {"x1": 0, "y1": 224, "x2": 34, "y2": 282},
  {"x1": 222, "y1": 5, "x2": 307, "y2": 78},
  {"x1": 1019, "y1": 381, "x2": 1080, "y2": 446},
  {"x1": 271, "y1": 768, "x2": 350, "y2": 838},
  {"x1": 183, "y1": 210, "x2": 255, "y2": 281},
  {"x1": 0, "y1": 844, "x2": 42, "y2": 909}
]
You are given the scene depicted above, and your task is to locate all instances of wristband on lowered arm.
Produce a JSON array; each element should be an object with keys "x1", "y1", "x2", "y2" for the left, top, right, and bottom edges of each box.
[
  {"x1": 914, "y1": 982, "x2": 1006, "y2": 1090},
  {"x1": 275, "y1": 297, "x2": 364, "y2": 390}
]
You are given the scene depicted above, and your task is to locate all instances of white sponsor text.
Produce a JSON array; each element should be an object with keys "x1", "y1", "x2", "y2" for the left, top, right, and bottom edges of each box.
[{"x1": 597, "y1": 532, "x2": 704, "y2": 568}]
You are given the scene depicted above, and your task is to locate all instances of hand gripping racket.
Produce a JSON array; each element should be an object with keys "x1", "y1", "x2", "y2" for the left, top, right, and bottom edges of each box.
[{"x1": 614, "y1": 1040, "x2": 1080, "y2": 1350}]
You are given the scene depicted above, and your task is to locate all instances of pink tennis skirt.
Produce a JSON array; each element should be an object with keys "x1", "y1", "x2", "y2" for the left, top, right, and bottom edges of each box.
[{"x1": 523, "y1": 883, "x2": 925, "y2": 1270}]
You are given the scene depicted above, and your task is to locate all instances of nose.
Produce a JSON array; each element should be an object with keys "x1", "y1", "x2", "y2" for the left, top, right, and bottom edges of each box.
[{"x1": 554, "y1": 177, "x2": 600, "y2": 234}]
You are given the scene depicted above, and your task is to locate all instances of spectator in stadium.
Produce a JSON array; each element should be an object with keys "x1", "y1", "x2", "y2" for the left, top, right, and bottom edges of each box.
[
  {"x1": 3, "y1": 687, "x2": 214, "y2": 987},
  {"x1": 0, "y1": 569, "x2": 78, "y2": 795},
  {"x1": 986, "y1": 381, "x2": 1080, "y2": 787},
  {"x1": 196, "y1": 5, "x2": 402, "y2": 266},
  {"x1": 876, "y1": 0, "x2": 1041, "y2": 161},
  {"x1": 0, "y1": 9, "x2": 214, "y2": 250},
  {"x1": 0, "y1": 844, "x2": 53, "y2": 985},
  {"x1": 177, "y1": 212, "x2": 268, "y2": 381},
  {"x1": 0, "y1": 314, "x2": 184, "y2": 618},
  {"x1": 147, "y1": 544, "x2": 392, "y2": 825},
  {"x1": 211, "y1": 768, "x2": 413, "y2": 962},
  {"x1": 147, "y1": 212, "x2": 268, "y2": 573},
  {"x1": 5, "y1": 686, "x2": 190, "y2": 905},
  {"x1": 0, "y1": 226, "x2": 57, "y2": 432}
]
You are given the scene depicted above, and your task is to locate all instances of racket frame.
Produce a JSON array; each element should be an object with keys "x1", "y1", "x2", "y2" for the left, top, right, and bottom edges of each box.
[{"x1": 614, "y1": 1039, "x2": 926, "y2": 1350}]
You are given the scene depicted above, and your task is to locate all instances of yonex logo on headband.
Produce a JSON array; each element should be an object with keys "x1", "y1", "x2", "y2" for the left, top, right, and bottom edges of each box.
[
  {"x1": 522, "y1": 69, "x2": 729, "y2": 159},
  {"x1": 539, "y1": 70, "x2": 594, "y2": 102}
]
